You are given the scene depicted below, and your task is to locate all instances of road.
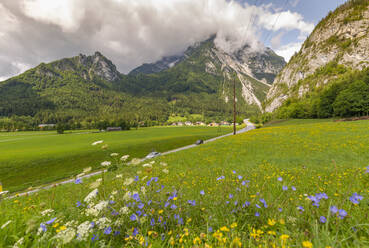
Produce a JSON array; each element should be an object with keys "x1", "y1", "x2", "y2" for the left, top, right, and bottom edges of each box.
[{"x1": 4, "y1": 120, "x2": 255, "y2": 199}]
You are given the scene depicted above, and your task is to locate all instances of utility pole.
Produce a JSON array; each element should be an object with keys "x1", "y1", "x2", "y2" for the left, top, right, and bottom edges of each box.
[{"x1": 233, "y1": 77, "x2": 236, "y2": 135}]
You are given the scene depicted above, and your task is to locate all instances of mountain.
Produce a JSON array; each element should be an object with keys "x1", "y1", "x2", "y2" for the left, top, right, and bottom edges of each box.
[
  {"x1": 0, "y1": 36, "x2": 285, "y2": 128},
  {"x1": 265, "y1": 0, "x2": 369, "y2": 114},
  {"x1": 129, "y1": 55, "x2": 185, "y2": 75}
]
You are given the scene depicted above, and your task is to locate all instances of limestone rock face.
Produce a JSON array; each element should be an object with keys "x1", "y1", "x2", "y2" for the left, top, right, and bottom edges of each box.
[{"x1": 266, "y1": 1, "x2": 369, "y2": 112}]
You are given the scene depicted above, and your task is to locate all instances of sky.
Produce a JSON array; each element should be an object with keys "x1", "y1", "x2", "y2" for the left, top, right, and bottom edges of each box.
[{"x1": 0, "y1": 0, "x2": 347, "y2": 81}]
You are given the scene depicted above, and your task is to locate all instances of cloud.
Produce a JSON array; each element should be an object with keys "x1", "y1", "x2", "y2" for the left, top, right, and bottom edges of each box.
[
  {"x1": 0, "y1": 0, "x2": 314, "y2": 80},
  {"x1": 275, "y1": 42, "x2": 303, "y2": 62},
  {"x1": 270, "y1": 31, "x2": 286, "y2": 49},
  {"x1": 21, "y1": 0, "x2": 85, "y2": 32}
]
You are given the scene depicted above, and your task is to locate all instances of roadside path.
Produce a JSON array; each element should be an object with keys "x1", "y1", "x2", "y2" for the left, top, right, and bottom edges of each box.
[{"x1": 4, "y1": 120, "x2": 255, "y2": 199}]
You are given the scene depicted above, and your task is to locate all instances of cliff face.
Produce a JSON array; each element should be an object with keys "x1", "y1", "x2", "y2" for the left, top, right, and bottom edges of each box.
[{"x1": 266, "y1": 0, "x2": 369, "y2": 112}]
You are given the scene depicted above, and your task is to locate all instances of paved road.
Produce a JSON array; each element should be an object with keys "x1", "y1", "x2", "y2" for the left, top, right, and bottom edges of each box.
[{"x1": 4, "y1": 120, "x2": 255, "y2": 199}]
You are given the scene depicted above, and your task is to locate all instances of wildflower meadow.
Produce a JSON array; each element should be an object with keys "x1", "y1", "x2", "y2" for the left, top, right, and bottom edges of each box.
[{"x1": 0, "y1": 119, "x2": 368, "y2": 247}]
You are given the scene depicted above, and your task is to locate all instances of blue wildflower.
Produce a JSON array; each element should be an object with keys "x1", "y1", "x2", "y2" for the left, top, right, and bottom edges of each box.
[
  {"x1": 114, "y1": 231, "x2": 120, "y2": 236},
  {"x1": 75, "y1": 178, "x2": 82, "y2": 184},
  {"x1": 150, "y1": 218, "x2": 155, "y2": 226},
  {"x1": 259, "y1": 198, "x2": 267, "y2": 208},
  {"x1": 164, "y1": 202, "x2": 169, "y2": 208},
  {"x1": 111, "y1": 210, "x2": 119, "y2": 216},
  {"x1": 46, "y1": 218, "x2": 56, "y2": 225},
  {"x1": 76, "y1": 201, "x2": 82, "y2": 207},
  {"x1": 188, "y1": 200, "x2": 196, "y2": 206},
  {"x1": 229, "y1": 194, "x2": 233, "y2": 199},
  {"x1": 132, "y1": 193, "x2": 140, "y2": 202},
  {"x1": 40, "y1": 223, "x2": 47, "y2": 232},
  {"x1": 278, "y1": 208, "x2": 283, "y2": 212},
  {"x1": 171, "y1": 204, "x2": 177, "y2": 209},
  {"x1": 200, "y1": 190, "x2": 205, "y2": 195},
  {"x1": 278, "y1": 177, "x2": 283, "y2": 182},
  {"x1": 232, "y1": 170, "x2": 236, "y2": 174},
  {"x1": 330, "y1": 206, "x2": 338, "y2": 214},
  {"x1": 134, "y1": 176, "x2": 139, "y2": 181},
  {"x1": 90, "y1": 222, "x2": 95, "y2": 228},
  {"x1": 298, "y1": 206, "x2": 304, "y2": 212},
  {"x1": 217, "y1": 176, "x2": 225, "y2": 181},
  {"x1": 208, "y1": 227, "x2": 213, "y2": 233},
  {"x1": 292, "y1": 186, "x2": 296, "y2": 191},
  {"x1": 136, "y1": 210, "x2": 142, "y2": 216},
  {"x1": 130, "y1": 214, "x2": 137, "y2": 221},
  {"x1": 178, "y1": 218, "x2": 184, "y2": 225},
  {"x1": 320, "y1": 216, "x2": 326, "y2": 223},
  {"x1": 138, "y1": 203, "x2": 144, "y2": 209},
  {"x1": 132, "y1": 228, "x2": 138, "y2": 237},
  {"x1": 234, "y1": 201, "x2": 238, "y2": 206},
  {"x1": 91, "y1": 234, "x2": 98, "y2": 241},
  {"x1": 365, "y1": 165, "x2": 369, "y2": 174},
  {"x1": 242, "y1": 201, "x2": 250, "y2": 208},
  {"x1": 282, "y1": 186, "x2": 288, "y2": 191},
  {"x1": 104, "y1": 227, "x2": 112, "y2": 235},
  {"x1": 338, "y1": 209, "x2": 347, "y2": 219},
  {"x1": 349, "y1": 193, "x2": 363, "y2": 205},
  {"x1": 255, "y1": 212, "x2": 260, "y2": 217},
  {"x1": 255, "y1": 204, "x2": 261, "y2": 209},
  {"x1": 238, "y1": 175, "x2": 243, "y2": 180},
  {"x1": 109, "y1": 200, "x2": 115, "y2": 205}
]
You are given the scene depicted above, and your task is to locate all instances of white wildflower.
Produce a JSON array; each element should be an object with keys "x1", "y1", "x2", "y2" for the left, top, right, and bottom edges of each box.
[
  {"x1": 150, "y1": 161, "x2": 155, "y2": 165},
  {"x1": 137, "y1": 170, "x2": 142, "y2": 174},
  {"x1": 89, "y1": 181, "x2": 100, "y2": 189},
  {"x1": 123, "y1": 191, "x2": 131, "y2": 201},
  {"x1": 76, "y1": 221, "x2": 91, "y2": 241},
  {"x1": 96, "y1": 178, "x2": 102, "y2": 182},
  {"x1": 84, "y1": 189, "x2": 98, "y2": 203},
  {"x1": 111, "y1": 190, "x2": 118, "y2": 195},
  {"x1": 76, "y1": 172, "x2": 85, "y2": 178},
  {"x1": 141, "y1": 186, "x2": 146, "y2": 195},
  {"x1": 142, "y1": 176, "x2": 148, "y2": 181},
  {"x1": 96, "y1": 217, "x2": 111, "y2": 230},
  {"x1": 120, "y1": 155, "x2": 129, "y2": 161},
  {"x1": 140, "y1": 216, "x2": 147, "y2": 224},
  {"x1": 116, "y1": 174, "x2": 123, "y2": 178},
  {"x1": 120, "y1": 206, "x2": 129, "y2": 215},
  {"x1": 85, "y1": 201, "x2": 109, "y2": 217},
  {"x1": 142, "y1": 163, "x2": 152, "y2": 168},
  {"x1": 123, "y1": 178, "x2": 134, "y2": 186},
  {"x1": 114, "y1": 218, "x2": 124, "y2": 226},
  {"x1": 160, "y1": 162, "x2": 167, "y2": 166},
  {"x1": 101, "y1": 161, "x2": 111, "y2": 167},
  {"x1": 110, "y1": 153, "x2": 119, "y2": 157},
  {"x1": 13, "y1": 237, "x2": 24, "y2": 248},
  {"x1": 130, "y1": 158, "x2": 141, "y2": 165},
  {"x1": 1, "y1": 220, "x2": 11, "y2": 229},
  {"x1": 83, "y1": 167, "x2": 92, "y2": 173},
  {"x1": 92, "y1": 140, "x2": 103, "y2": 146},
  {"x1": 40, "y1": 209, "x2": 54, "y2": 216},
  {"x1": 162, "y1": 169, "x2": 169, "y2": 174},
  {"x1": 52, "y1": 228, "x2": 76, "y2": 244}
]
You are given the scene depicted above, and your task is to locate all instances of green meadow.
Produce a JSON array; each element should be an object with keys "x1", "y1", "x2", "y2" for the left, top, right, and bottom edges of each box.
[
  {"x1": 0, "y1": 120, "x2": 368, "y2": 247},
  {"x1": 0, "y1": 126, "x2": 233, "y2": 192}
]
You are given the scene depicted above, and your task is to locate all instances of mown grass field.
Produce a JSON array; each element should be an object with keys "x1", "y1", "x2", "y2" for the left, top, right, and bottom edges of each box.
[
  {"x1": 0, "y1": 119, "x2": 368, "y2": 247},
  {"x1": 0, "y1": 126, "x2": 233, "y2": 192}
]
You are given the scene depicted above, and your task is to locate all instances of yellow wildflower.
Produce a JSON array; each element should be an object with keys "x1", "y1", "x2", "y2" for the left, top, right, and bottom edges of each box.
[
  {"x1": 230, "y1": 222, "x2": 238, "y2": 228},
  {"x1": 231, "y1": 237, "x2": 242, "y2": 247},
  {"x1": 302, "y1": 241, "x2": 313, "y2": 248},
  {"x1": 193, "y1": 237, "x2": 201, "y2": 245},
  {"x1": 280, "y1": 234, "x2": 289, "y2": 241},
  {"x1": 268, "y1": 219, "x2": 276, "y2": 226},
  {"x1": 220, "y1": 226, "x2": 230, "y2": 232}
]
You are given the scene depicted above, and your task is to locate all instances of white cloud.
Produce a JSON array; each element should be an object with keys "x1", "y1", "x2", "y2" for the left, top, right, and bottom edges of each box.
[
  {"x1": 258, "y1": 9, "x2": 314, "y2": 35},
  {"x1": 275, "y1": 42, "x2": 303, "y2": 62},
  {"x1": 0, "y1": 0, "x2": 314, "y2": 79},
  {"x1": 21, "y1": 0, "x2": 85, "y2": 32}
]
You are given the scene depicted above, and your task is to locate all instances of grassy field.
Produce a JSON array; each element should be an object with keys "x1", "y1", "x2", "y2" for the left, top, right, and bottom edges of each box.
[
  {"x1": 0, "y1": 119, "x2": 368, "y2": 247},
  {"x1": 0, "y1": 126, "x2": 233, "y2": 192}
]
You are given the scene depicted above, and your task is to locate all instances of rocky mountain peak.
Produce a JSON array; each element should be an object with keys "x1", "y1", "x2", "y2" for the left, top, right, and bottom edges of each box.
[{"x1": 265, "y1": 0, "x2": 369, "y2": 112}]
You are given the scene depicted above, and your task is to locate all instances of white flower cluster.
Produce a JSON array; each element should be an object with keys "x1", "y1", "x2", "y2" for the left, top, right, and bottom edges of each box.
[
  {"x1": 84, "y1": 189, "x2": 98, "y2": 203},
  {"x1": 85, "y1": 201, "x2": 109, "y2": 217},
  {"x1": 91, "y1": 140, "x2": 103, "y2": 146}
]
